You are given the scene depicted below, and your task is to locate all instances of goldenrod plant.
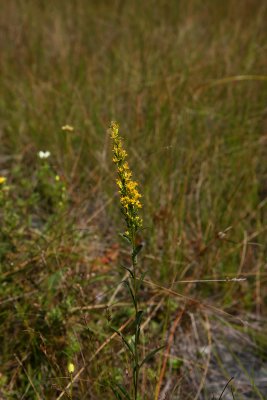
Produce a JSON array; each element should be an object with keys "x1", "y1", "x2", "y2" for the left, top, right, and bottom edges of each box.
[{"x1": 110, "y1": 122, "x2": 163, "y2": 400}]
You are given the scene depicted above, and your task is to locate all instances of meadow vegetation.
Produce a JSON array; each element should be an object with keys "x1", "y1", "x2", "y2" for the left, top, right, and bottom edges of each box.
[{"x1": 0, "y1": 1, "x2": 267, "y2": 399}]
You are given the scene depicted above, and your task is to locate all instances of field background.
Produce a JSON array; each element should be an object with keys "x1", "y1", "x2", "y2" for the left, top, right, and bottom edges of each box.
[{"x1": 0, "y1": 1, "x2": 267, "y2": 399}]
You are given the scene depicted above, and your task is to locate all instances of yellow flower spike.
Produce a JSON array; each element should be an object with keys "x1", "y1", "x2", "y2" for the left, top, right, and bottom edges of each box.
[
  {"x1": 0, "y1": 177, "x2": 7, "y2": 184},
  {"x1": 110, "y1": 121, "x2": 142, "y2": 240}
]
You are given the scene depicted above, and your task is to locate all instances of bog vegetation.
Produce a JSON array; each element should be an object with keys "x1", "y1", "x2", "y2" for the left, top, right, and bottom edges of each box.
[{"x1": 0, "y1": 1, "x2": 267, "y2": 399}]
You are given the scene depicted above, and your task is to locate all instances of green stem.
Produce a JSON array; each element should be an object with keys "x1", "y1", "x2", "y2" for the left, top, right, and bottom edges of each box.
[
  {"x1": 70, "y1": 373, "x2": 73, "y2": 400},
  {"x1": 131, "y1": 231, "x2": 139, "y2": 400}
]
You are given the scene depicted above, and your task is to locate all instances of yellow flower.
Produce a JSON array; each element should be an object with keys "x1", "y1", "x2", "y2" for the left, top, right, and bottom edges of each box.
[
  {"x1": 0, "y1": 177, "x2": 6, "y2": 184},
  {"x1": 67, "y1": 362, "x2": 75, "y2": 374},
  {"x1": 110, "y1": 121, "x2": 142, "y2": 240},
  {"x1": 62, "y1": 125, "x2": 74, "y2": 132}
]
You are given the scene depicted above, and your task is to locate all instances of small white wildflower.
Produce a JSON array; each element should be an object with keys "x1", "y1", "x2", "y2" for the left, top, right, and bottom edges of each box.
[
  {"x1": 38, "y1": 151, "x2": 51, "y2": 159},
  {"x1": 62, "y1": 125, "x2": 74, "y2": 132},
  {"x1": 218, "y1": 231, "x2": 226, "y2": 239}
]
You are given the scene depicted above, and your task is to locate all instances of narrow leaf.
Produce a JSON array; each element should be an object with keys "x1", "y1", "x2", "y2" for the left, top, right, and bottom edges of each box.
[
  {"x1": 115, "y1": 383, "x2": 131, "y2": 400},
  {"x1": 123, "y1": 280, "x2": 136, "y2": 309},
  {"x1": 139, "y1": 345, "x2": 165, "y2": 369},
  {"x1": 110, "y1": 327, "x2": 134, "y2": 356},
  {"x1": 137, "y1": 271, "x2": 147, "y2": 291},
  {"x1": 119, "y1": 233, "x2": 132, "y2": 244},
  {"x1": 134, "y1": 310, "x2": 143, "y2": 345},
  {"x1": 134, "y1": 310, "x2": 143, "y2": 329},
  {"x1": 120, "y1": 265, "x2": 134, "y2": 279},
  {"x1": 132, "y1": 244, "x2": 143, "y2": 259},
  {"x1": 111, "y1": 386, "x2": 123, "y2": 400}
]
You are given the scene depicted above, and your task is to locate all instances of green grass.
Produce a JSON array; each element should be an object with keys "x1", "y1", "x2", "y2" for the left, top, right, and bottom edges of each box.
[{"x1": 0, "y1": 0, "x2": 267, "y2": 398}]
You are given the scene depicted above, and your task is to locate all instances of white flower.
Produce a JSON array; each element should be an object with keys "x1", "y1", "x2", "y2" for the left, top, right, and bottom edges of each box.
[
  {"x1": 61, "y1": 125, "x2": 74, "y2": 132},
  {"x1": 38, "y1": 151, "x2": 51, "y2": 159}
]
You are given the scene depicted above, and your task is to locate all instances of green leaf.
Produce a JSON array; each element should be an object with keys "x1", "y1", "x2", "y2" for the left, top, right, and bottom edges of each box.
[
  {"x1": 132, "y1": 244, "x2": 143, "y2": 259},
  {"x1": 110, "y1": 327, "x2": 134, "y2": 356},
  {"x1": 169, "y1": 358, "x2": 183, "y2": 370},
  {"x1": 111, "y1": 386, "x2": 123, "y2": 400},
  {"x1": 139, "y1": 345, "x2": 165, "y2": 369},
  {"x1": 123, "y1": 280, "x2": 136, "y2": 309},
  {"x1": 120, "y1": 265, "x2": 134, "y2": 279},
  {"x1": 114, "y1": 383, "x2": 131, "y2": 400},
  {"x1": 134, "y1": 310, "x2": 143, "y2": 330},
  {"x1": 134, "y1": 310, "x2": 143, "y2": 346},
  {"x1": 119, "y1": 233, "x2": 131, "y2": 244},
  {"x1": 137, "y1": 271, "x2": 146, "y2": 291}
]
